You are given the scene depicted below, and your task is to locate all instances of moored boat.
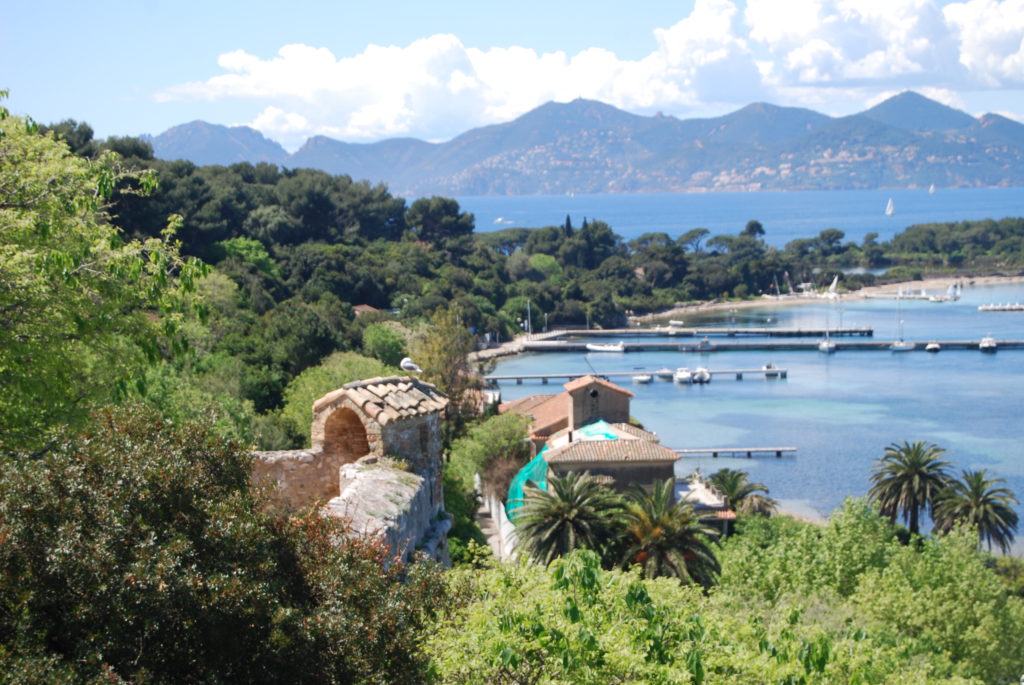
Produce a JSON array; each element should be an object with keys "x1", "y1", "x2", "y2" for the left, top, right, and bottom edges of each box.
[
  {"x1": 632, "y1": 374, "x2": 652, "y2": 384},
  {"x1": 692, "y1": 367, "x2": 712, "y2": 384},
  {"x1": 586, "y1": 341, "x2": 625, "y2": 352},
  {"x1": 762, "y1": 362, "x2": 781, "y2": 378},
  {"x1": 925, "y1": 341, "x2": 941, "y2": 352},
  {"x1": 979, "y1": 335, "x2": 997, "y2": 352},
  {"x1": 655, "y1": 367, "x2": 674, "y2": 380},
  {"x1": 673, "y1": 367, "x2": 693, "y2": 384}
]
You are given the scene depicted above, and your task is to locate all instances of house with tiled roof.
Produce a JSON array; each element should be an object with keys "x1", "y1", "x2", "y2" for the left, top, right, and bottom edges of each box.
[
  {"x1": 253, "y1": 375, "x2": 451, "y2": 564},
  {"x1": 500, "y1": 375, "x2": 634, "y2": 449},
  {"x1": 504, "y1": 376, "x2": 678, "y2": 501}
]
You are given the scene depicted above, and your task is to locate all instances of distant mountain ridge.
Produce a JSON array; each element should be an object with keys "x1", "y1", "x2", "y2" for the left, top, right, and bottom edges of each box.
[{"x1": 148, "y1": 92, "x2": 1024, "y2": 195}]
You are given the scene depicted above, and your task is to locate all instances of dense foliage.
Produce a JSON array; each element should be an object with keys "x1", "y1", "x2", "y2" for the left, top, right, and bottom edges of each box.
[
  {"x1": 0, "y1": 406, "x2": 448, "y2": 683},
  {"x1": 430, "y1": 501, "x2": 1024, "y2": 684}
]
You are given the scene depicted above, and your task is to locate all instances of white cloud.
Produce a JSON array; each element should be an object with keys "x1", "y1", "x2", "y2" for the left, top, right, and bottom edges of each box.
[
  {"x1": 154, "y1": 0, "x2": 1024, "y2": 146},
  {"x1": 944, "y1": 0, "x2": 1024, "y2": 86}
]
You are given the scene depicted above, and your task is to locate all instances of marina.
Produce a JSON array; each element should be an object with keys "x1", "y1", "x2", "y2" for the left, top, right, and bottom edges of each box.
[{"x1": 491, "y1": 280, "x2": 1024, "y2": 549}]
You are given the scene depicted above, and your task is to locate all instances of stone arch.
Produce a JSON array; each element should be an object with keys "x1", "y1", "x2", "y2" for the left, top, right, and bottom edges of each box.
[{"x1": 322, "y1": 407, "x2": 370, "y2": 463}]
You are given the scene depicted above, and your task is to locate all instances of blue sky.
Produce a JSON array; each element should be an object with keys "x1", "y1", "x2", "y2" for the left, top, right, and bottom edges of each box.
[{"x1": 3, "y1": 0, "x2": 1024, "y2": 150}]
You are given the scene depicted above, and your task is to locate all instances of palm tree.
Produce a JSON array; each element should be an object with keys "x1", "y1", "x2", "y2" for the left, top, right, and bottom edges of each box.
[
  {"x1": 515, "y1": 470, "x2": 624, "y2": 565},
  {"x1": 707, "y1": 468, "x2": 777, "y2": 516},
  {"x1": 867, "y1": 440, "x2": 951, "y2": 536},
  {"x1": 619, "y1": 478, "x2": 720, "y2": 587},
  {"x1": 933, "y1": 469, "x2": 1019, "y2": 554}
]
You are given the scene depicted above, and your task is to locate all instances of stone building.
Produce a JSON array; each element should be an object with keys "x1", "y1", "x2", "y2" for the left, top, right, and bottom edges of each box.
[
  {"x1": 499, "y1": 375, "x2": 634, "y2": 449},
  {"x1": 252, "y1": 375, "x2": 451, "y2": 564},
  {"x1": 502, "y1": 375, "x2": 678, "y2": 496}
]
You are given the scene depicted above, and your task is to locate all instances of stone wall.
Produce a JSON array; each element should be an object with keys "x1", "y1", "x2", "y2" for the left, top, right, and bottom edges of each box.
[
  {"x1": 251, "y1": 447, "x2": 345, "y2": 509},
  {"x1": 324, "y1": 457, "x2": 450, "y2": 565}
]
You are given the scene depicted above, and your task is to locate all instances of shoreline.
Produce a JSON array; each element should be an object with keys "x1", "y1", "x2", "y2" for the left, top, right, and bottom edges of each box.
[
  {"x1": 633, "y1": 274, "x2": 1024, "y2": 323},
  {"x1": 471, "y1": 274, "x2": 1024, "y2": 364}
]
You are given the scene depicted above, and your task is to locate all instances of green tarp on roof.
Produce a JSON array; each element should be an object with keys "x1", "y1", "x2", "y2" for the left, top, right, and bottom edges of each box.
[{"x1": 505, "y1": 420, "x2": 620, "y2": 521}]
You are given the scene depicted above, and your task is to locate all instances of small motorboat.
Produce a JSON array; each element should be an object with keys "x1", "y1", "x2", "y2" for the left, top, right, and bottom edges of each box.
[
  {"x1": 696, "y1": 336, "x2": 713, "y2": 350},
  {"x1": 585, "y1": 341, "x2": 625, "y2": 353},
  {"x1": 925, "y1": 341, "x2": 941, "y2": 353},
  {"x1": 762, "y1": 362, "x2": 781, "y2": 378},
  {"x1": 979, "y1": 335, "x2": 997, "y2": 352},
  {"x1": 655, "y1": 367, "x2": 674, "y2": 380},
  {"x1": 890, "y1": 340, "x2": 915, "y2": 352},
  {"x1": 692, "y1": 367, "x2": 712, "y2": 384},
  {"x1": 818, "y1": 337, "x2": 836, "y2": 354},
  {"x1": 632, "y1": 374, "x2": 653, "y2": 384},
  {"x1": 673, "y1": 367, "x2": 693, "y2": 384}
]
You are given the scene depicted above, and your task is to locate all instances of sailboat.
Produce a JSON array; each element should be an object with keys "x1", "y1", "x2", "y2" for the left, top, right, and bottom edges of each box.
[
  {"x1": 928, "y1": 183, "x2": 935, "y2": 195},
  {"x1": 885, "y1": 197, "x2": 895, "y2": 217},
  {"x1": 818, "y1": 307, "x2": 836, "y2": 353},
  {"x1": 891, "y1": 293, "x2": 915, "y2": 351}
]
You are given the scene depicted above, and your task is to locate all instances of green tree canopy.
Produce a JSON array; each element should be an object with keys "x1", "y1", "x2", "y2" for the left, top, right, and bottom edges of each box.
[
  {"x1": 0, "y1": 98, "x2": 207, "y2": 455},
  {"x1": 0, "y1": 405, "x2": 449, "y2": 682}
]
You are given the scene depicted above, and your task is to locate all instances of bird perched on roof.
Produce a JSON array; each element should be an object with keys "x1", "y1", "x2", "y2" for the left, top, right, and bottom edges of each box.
[{"x1": 400, "y1": 357, "x2": 422, "y2": 374}]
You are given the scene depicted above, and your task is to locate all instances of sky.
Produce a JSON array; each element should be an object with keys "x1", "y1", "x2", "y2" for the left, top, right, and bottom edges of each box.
[{"x1": 3, "y1": 0, "x2": 1024, "y2": 151}]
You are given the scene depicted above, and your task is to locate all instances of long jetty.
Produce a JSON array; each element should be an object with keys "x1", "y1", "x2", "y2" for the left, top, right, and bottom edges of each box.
[
  {"x1": 675, "y1": 446, "x2": 796, "y2": 458},
  {"x1": 484, "y1": 367, "x2": 787, "y2": 384},
  {"x1": 522, "y1": 339, "x2": 1024, "y2": 352},
  {"x1": 556, "y1": 326, "x2": 874, "y2": 338}
]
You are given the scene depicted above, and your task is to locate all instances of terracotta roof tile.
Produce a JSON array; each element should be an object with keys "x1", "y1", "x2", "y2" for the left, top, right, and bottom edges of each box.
[
  {"x1": 327, "y1": 375, "x2": 448, "y2": 425},
  {"x1": 611, "y1": 423, "x2": 660, "y2": 442},
  {"x1": 544, "y1": 439, "x2": 679, "y2": 464},
  {"x1": 563, "y1": 375, "x2": 635, "y2": 397}
]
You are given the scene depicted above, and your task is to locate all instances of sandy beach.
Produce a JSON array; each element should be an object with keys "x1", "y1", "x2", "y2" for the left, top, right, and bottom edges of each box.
[{"x1": 632, "y1": 274, "x2": 1024, "y2": 324}]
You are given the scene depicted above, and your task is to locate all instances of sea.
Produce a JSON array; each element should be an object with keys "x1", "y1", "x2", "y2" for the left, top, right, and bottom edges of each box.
[
  {"x1": 458, "y1": 186, "x2": 1024, "y2": 247},
  {"x1": 468, "y1": 188, "x2": 1024, "y2": 554}
]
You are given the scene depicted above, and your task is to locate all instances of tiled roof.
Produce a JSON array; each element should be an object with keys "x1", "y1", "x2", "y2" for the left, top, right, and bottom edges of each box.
[
  {"x1": 498, "y1": 394, "x2": 556, "y2": 415},
  {"x1": 544, "y1": 439, "x2": 679, "y2": 464},
  {"x1": 611, "y1": 423, "x2": 660, "y2": 442},
  {"x1": 563, "y1": 375, "x2": 635, "y2": 397},
  {"x1": 501, "y1": 392, "x2": 570, "y2": 437},
  {"x1": 313, "y1": 375, "x2": 448, "y2": 425}
]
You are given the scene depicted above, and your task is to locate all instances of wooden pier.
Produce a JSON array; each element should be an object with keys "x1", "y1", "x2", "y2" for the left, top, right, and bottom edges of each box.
[
  {"x1": 483, "y1": 367, "x2": 788, "y2": 385},
  {"x1": 550, "y1": 326, "x2": 873, "y2": 338},
  {"x1": 675, "y1": 446, "x2": 796, "y2": 459},
  {"x1": 521, "y1": 339, "x2": 1024, "y2": 353}
]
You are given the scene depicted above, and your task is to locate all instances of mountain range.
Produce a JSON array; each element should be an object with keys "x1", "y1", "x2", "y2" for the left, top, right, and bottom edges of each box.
[{"x1": 147, "y1": 92, "x2": 1024, "y2": 196}]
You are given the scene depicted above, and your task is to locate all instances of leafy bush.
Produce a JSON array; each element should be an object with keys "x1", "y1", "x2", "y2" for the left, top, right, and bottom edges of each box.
[{"x1": 0, "y1": 405, "x2": 448, "y2": 683}]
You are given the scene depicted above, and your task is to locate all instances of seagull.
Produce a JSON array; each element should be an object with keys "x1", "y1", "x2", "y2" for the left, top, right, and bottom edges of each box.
[{"x1": 400, "y1": 357, "x2": 422, "y2": 374}]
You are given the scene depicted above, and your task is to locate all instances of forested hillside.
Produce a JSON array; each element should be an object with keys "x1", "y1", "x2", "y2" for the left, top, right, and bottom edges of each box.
[{"x1": 2, "y1": 102, "x2": 1023, "y2": 682}]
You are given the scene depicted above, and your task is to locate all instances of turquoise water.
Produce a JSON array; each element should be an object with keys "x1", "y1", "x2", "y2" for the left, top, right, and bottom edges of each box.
[
  {"x1": 491, "y1": 282, "x2": 1024, "y2": 552},
  {"x1": 458, "y1": 186, "x2": 1024, "y2": 247}
]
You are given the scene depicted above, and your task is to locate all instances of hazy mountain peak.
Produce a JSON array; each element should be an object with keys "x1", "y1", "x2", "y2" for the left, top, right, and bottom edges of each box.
[
  {"x1": 862, "y1": 91, "x2": 978, "y2": 133},
  {"x1": 149, "y1": 92, "x2": 1024, "y2": 195}
]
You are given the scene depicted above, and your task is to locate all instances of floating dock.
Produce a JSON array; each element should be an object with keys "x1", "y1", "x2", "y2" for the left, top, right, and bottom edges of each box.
[
  {"x1": 521, "y1": 339, "x2": 1023, "y2": 353},
  {"x1": 484, "y1": 368, "x2": 787, "y2": 385},
  {"x1": 674, "y1": 446, "x2": 796, "y2": 458}
]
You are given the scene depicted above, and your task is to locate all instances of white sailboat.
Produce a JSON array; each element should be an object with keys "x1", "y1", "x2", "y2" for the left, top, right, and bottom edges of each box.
[
  {"x1": 885, "y1": 197, "x2": 895, "y2": 217},
  {"x1": 891, "y1": 293, "x2": 914, "y2": 351},
  {"x1": 819, "y1": 306, "x2": 836, "y2": 353},
  {"x1": 928, "y1": 183, "x2": 936, "y2": 195}
]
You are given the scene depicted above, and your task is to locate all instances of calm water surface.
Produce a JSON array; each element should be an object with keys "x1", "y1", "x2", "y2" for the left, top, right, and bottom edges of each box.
[
  {"x1": 491, "y1": 282, "x2": 1024, "y2": 553},
  {"x1": 458, "y1": 187, "x2": 1024, "y2": 247}
]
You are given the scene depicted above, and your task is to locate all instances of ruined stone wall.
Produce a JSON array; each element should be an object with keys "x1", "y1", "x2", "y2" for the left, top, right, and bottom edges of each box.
[
  {"x1": 251, "y1": 448, "x2": 345, "y2": 509},
  {"x1": 325, "y1": 457, "x2": 450, "y2": 565}
]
